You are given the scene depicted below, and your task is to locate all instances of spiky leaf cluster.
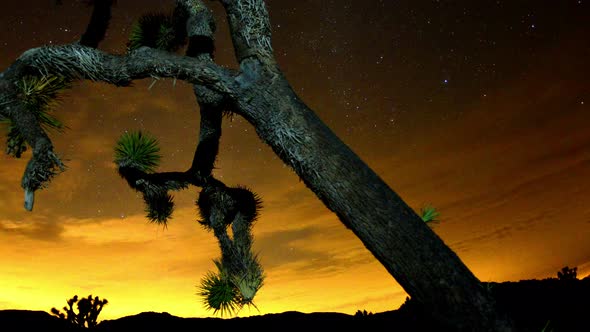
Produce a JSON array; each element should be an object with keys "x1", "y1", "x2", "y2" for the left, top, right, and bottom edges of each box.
[
  {"x1": 197, "y1": 186, "x2": 263, "y2": 231},
  {"x1": 143, "y1": 190, "x2": 174, "y2": 225},
  {"x1": 114, "y1": 131, "x2": 161, "y2": 173},
  {"x1": 420, "y1": 204, "x2": 440, "y2": 225},
  {"x1": 196, "y1": 188, "x2": 236, "y2": 230},
  {"x1": 198, "y1": 257, "x2": 263, "y2": 317},
  {"x1": 230, "y1": 186, "x2": 263, "y2": 224},
  {"x1": 198, "y1": 260, "x2": 240, "y2": 317},
  {"x1": 2, "y1": 75, "x2": 69, "y2": 158},
  {"x1": 230, "y1": 253, "x2": 264, "y2": 304},
  {"x1": 17, "y1": 75, "x2": 68, "y2": 130},
  {"x1": 127, "y1": 12, "x2": 186, "y2": 52}
]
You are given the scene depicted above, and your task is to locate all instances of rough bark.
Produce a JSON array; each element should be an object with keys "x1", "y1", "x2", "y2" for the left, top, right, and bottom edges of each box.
[
  {"x1": 0, "y1": 0, "x2": 516, "y2": 330},
  {"x1": 230, "y1": 60, "x2": 514, "y2": 331}
]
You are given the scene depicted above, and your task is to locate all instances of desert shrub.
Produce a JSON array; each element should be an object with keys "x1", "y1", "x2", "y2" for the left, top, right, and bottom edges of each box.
[
  {"x1": 557, "y1": 266, "x2": 577, "y2": 281},
  {"x1": 50, "y1": 294, "x2": 108, "y2": 328}
]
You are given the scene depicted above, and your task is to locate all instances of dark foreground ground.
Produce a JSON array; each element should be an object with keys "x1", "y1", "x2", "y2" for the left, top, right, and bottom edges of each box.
[{"x1": 1, "y1": 277, "x2": 588, "y2": 332}]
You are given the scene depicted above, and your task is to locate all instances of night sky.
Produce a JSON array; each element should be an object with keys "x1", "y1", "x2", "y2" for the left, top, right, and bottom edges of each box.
[{"x1": 1, "y1": 0, "x2": 589, "y2": 320}]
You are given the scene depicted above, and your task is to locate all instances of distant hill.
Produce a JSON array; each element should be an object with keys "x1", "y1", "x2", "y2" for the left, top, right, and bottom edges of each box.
[
  {"x1": 1, "y1": 277, "x2": 588, "y2": 332},
  {"x1": 0, "y1": 309, "x2": 77, "y2": 331},
  {"x1": 483, "y1": 276, "x2": 589, "y2": 332}
]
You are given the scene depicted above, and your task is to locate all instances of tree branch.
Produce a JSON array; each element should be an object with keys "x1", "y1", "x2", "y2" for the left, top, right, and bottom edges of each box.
[
  {"x1": 178, "y1": 0, "x2": 216, "y2": 57},
  {"x1": 79, "y1": 0, "x2": 115, "y2": 48},
  {"x1": 218, "y1": 0, "x2": 274, "y2": 63},
  {"x1": 0, "y1": 42, "x2": 237, "y2": 210},
  {"x1": 109, "y1": 0, "x2": 263, "y2": 228},
  {"x1": 1, "y1": 93, "x2": 65, "y2": 210},
  {"x1": 6, "y1": 44, "x2": 236, "y2": 92}
]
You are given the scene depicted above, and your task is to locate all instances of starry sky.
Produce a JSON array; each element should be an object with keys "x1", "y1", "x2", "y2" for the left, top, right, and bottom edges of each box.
[{"x1": 1, "y1": 0, "x2": 589, "y2": 321}]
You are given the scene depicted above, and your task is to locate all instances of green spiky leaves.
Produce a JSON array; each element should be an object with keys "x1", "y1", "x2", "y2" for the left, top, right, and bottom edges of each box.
[
  {"x1": 143, "y1": 190, "x2": 174, "y2": 225},
  {"x1": 198, "y1": 258, "x2": 264, "y2": 317},
  {"x1": 231, "y1": 254, "x2": 264, "y2": 304},
  {"x1": 17, "y1": 75, "x2": 70, "y2": 126},
  {"x1": 197, "y1": 186, "x2": 263, "y2": 231},
  {"x1": 420, "y1": 204, "x2": 440, "y2": 225},
  {"x1": 230, "y1": 186, "x2": 263, "y2": 224},
  {"x1": 114, "y1": 130, "x2": 175, "y2": 225},
  {"x1": 2, "y1": 75, "x2": 69, "y2": 158},
  {"x1": 114, "y1": 131, "x2": 161, "y2": 173},
  {"x1": 198, "y1": 260, "x2": 240, "y2": 317},
  {"x1": 127, "y1": 12, "x2": 186, "y2": 52}
]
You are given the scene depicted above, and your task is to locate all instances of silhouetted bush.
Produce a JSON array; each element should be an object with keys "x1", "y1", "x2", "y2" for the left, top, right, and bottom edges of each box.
[
  {"x1": 557, "y1": 266, "x2": 577, "y2": 281},
  {"x1": 50, "y1": 294, "x2": 108, "y2": 329}
]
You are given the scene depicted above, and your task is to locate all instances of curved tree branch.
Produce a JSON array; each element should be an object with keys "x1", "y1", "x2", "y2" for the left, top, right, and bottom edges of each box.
[
  {"x1": 4, "y1": 44, "x2": 237, "y2": 93},
  {"x1": 110, "y1": 0, "x2": 262, "y2": 243},
  {"x1": 0, "y1": 0, "x2": 235, "y2": 211},
  {"x1": 0, "y1": 81, "x2": 66, "y2": 210}
]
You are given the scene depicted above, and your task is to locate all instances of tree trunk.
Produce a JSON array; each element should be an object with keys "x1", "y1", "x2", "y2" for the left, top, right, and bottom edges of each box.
[{"x1": 230, "y1": 57, "x2": 514, "y2": 331}]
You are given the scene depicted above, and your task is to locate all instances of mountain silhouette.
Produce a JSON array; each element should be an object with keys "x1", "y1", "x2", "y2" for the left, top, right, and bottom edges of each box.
[{"x1": 1, "y1": 276, "x2": 588, "y2": 332}]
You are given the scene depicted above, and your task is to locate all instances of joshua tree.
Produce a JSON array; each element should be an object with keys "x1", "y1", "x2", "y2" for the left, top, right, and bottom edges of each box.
[
  {"x1": 557, "y1": 266, "x2": 578, "y2": 281},
  {"x1": 0, "y1": 0, "x2": 515, "y2": 330},
  {"x1": 50, "y1": 294, "x2": 108, "y2": 328}
]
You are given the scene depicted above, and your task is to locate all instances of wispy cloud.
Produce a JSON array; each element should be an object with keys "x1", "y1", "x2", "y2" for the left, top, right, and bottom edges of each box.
[{"x1": 0, "y1": 217, "x2": 65, "y2": 242}]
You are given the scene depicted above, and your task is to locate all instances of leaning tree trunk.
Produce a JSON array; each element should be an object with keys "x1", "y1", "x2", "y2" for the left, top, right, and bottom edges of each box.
[
  {"x1": 226, "y1": 61, "x2": 514, "y2": 331},
  {"x1": 218, "y1": 1, "x2": 514, "y2": 330},
  {"x1": 0, "y1": 0, "x2": 515, "y2": 330}
]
